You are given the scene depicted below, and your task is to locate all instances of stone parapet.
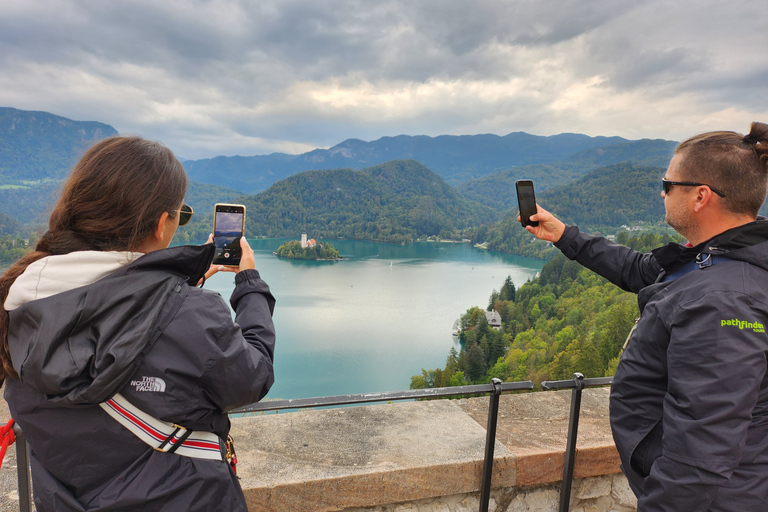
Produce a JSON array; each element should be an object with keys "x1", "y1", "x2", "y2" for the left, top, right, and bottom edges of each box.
[
  {"x1": 0, "y1": 388, "x2": 637, "y2": 512},
  {"x1": 233, "y1": 387, "x2": 635, "y2": 511}
]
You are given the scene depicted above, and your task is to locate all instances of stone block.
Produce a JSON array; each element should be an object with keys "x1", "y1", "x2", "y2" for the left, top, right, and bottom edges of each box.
[
  {"x1": 576, "y1": 475, "x2": 611, "y2": 499},
  {"x1": 610, "y1": 474, "x2": 637, "y2": 508},
  {"x1": 523, "y1": 488, "x2": 559, "y2": 511},
  {"x1": 455, "y1": 495, "x2": 480, "y2": 512}
]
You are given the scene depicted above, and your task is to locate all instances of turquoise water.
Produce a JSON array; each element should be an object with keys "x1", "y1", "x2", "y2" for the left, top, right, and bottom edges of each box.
[{"x1": 204, "y1": 238, "x2": 544, "y2": 400}]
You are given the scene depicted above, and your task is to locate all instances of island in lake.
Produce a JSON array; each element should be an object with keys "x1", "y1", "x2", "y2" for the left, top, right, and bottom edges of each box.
[{"x1": 274, "y1": 234, "x2": 343, "y2": 261}]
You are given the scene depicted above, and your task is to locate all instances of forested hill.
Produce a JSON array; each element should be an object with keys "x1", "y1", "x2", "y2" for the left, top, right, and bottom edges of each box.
[
  {"x1": 471, "y1": 162, "x2": 668, "y2": 259},
  {"x1": 458, "y1": 139, "x2": 676, "y2": 213},
  {"x1": 539, "y1": 162, "x2": 665, "y2": 226},
  {"x1": 0, "y1": 107, "x2": 117, "y2": 181},
  {"x1": 184, "y1": 132, "x2": 632, "y2": 193},
  {"x1": 241, "y1": 160, "x2": 499, "y2": 244}
]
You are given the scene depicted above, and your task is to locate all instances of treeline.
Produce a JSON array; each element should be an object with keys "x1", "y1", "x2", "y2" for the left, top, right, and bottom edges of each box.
[
  {"x1": 411, "y1": 232, "x2": 683, "y2": 390},
  {"x1": 275, "y1": 240, "x2": 340, "y2": 260},
  {"x1": 0, "y1": 234, "x2": 38, "y2": 268}
]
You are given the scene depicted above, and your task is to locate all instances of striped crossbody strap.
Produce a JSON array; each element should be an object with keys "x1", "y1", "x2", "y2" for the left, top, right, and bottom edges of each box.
[{"x1": 100, "y1": 393, "x2": 223, "y2": 461}]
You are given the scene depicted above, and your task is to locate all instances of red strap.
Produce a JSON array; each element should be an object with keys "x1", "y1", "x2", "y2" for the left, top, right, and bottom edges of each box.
[{"x1": 0, "y1": 419, "x2": 16, "y2": 470}]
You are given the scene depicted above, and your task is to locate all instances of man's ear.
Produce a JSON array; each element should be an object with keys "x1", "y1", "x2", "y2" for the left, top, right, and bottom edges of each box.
[{"x1": 692, "y1": 186, "x2": 715, "y2": 213}]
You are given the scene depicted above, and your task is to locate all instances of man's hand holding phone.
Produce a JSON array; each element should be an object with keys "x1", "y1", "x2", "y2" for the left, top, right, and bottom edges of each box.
[{"x1": 518, "y1": 205, "x2": 566, "y2": 243}]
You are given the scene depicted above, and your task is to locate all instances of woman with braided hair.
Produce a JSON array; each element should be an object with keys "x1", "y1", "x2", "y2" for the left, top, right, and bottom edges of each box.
[{"x1": 0, "y1": 136, "x2": 276, "y2": 511}]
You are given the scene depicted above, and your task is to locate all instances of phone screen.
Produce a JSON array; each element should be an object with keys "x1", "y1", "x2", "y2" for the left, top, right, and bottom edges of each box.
[
  {"x1": 213, "y1": 204, "x2": 245, "y2": 265},
  {"x1": 516, "y1": 180, "x2": 539, "y2": 227}
]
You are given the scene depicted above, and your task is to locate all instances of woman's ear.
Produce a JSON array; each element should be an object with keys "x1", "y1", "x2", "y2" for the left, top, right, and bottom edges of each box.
[{"x1": 153, "y1": 212, "x2": 171, "y2": 243}]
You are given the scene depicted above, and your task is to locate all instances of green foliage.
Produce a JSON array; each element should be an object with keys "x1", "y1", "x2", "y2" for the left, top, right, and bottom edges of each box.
[
  {"x1": 539, "y1": 162, "x2": 666, "y2": 227},
  {"x1": 410, "y1": 231, "x2": 683, "y2": 391},
  {"x1": 241, "y1": 160, "x2": 498, "y2": 244},
  {"x1": 275, "y1": 240, "x2": 341, "y2": 260},
  {"x1": 0, "y1": 234, "x2": 35, "y2": 269}
]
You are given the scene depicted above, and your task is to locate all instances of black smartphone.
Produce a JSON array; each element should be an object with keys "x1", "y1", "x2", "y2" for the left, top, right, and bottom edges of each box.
[
  {"x1": 516, "y1": 180, "x2": 539, "y2": 227},
  {"x1": 212, "y1": 203, "x2": 246, "y2": 266}
]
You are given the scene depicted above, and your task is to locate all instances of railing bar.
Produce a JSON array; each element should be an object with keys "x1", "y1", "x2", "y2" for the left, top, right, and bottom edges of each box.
[
  {"x1": 231, "y1": 381, "x2": 534, "y2": 414},
  {"x1": 559, "y1": 374, "x2": 584, "y2": 512},
  {"x1": 541, "y1": 376, "x2": 613, "y2": 390},
  {"x1": 14, "y1": 424, "x2": 31, "y2": 512},
  {"x1": 479, "y1": 378, "x2": 502, "y2": 512}
]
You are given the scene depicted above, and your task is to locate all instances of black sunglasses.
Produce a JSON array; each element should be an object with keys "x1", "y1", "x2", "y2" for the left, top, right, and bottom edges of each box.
[
  {"x1": 178, "y1": 204, "x2": 194, "y2": 226},
  {"x1": 662, "y1": 179, "x2": 726, "y2": 198}
]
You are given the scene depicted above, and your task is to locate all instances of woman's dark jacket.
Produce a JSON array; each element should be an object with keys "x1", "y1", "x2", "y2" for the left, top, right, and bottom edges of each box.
[
  {"x1": 3, "y1": 244, "x2": 276, "y2": 512},
  {"x1": 556, "y1": 220, "x2": 768, "y2": 512}
]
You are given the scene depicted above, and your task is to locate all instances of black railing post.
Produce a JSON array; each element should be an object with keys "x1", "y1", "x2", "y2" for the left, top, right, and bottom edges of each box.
[
  {"x1": 559, "y1": 372, "x2": 584, "y2": 512},
  {"x1": 14, "y1": 423, "x2": 32, "y2": 512},
  {"x1": 479, "y1": 378, "x2": 502, "y2": 512}
]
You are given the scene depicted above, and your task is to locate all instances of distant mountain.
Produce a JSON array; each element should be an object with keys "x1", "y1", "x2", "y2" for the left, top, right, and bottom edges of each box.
[
  {"x1": 0, "y1": 177, "x2": 244, "y2": 238},
  {"x1": 240, "y1": 160, "x2": 499, "y2": 244},
  {"x1": 183, "y1": 132, "x2": 632, "y2": 193},
  {"x1": 458, "y1": 139, "x2": 677, "y2": 213},
  {"x1": 0, "y1": 107, "x2": 118, "y2": 182}
]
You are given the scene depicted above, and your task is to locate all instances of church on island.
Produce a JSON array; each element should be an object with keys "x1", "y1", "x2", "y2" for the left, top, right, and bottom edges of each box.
[{"x1": 301, "y1": 233, "x2": 316, "y2": 249}]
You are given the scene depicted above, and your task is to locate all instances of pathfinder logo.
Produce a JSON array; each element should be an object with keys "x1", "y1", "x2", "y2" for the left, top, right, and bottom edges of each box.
[
  {"x1": 130, "y1": 376, "x2": 167, "y2": 392},
  {"x1": 721, "y1": 319, "x2": 765, "y2": 333}
]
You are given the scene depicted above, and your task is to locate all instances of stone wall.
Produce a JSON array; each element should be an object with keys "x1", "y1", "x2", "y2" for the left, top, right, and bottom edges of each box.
[
  {"x1": 0, "y1": 389, "x2": 638, "y2": 512},
  {"x1": 232, "y1": 388, "x2": 637, "y2": 512},
  {"x1": 341, "y1": 474, "x2": 636, "y2": 512}
]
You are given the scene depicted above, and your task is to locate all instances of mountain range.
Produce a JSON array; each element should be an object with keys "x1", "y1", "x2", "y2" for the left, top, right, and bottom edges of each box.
[
  {"x1": 0, "y1": 106, "x2": 684, "y2": 250},
  {"x1": 182, "y1": 132, "x2": 674, "y2": 194}
]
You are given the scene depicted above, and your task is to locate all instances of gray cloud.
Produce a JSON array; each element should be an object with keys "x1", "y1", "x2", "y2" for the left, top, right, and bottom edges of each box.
[{"x1": 0, "y1": 0, "x2": 766, "y2": 159}]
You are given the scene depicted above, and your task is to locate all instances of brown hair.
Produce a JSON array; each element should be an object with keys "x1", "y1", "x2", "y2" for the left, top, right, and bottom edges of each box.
[
  {"x1": 675, "y1": 122, "x2": 768, "y2": 216},
  {"x1": 0, "y1": 136, "x2": 187, "y2": 381}
]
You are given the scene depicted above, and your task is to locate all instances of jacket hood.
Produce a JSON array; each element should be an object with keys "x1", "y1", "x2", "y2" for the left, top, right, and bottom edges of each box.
[{"x1": 7, "y1": 244, "x2": 214, "y2": 405}]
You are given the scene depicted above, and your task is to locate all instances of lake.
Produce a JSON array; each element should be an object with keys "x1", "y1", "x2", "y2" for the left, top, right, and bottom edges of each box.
[{"x1": 204, "y1": 238, "x2": 544, "y2": 401}]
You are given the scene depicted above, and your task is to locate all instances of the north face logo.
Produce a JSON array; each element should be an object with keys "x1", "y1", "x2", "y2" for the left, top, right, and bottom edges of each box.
[{"x1": 130, "y1": 376, "x2": 166, "y2": 392}]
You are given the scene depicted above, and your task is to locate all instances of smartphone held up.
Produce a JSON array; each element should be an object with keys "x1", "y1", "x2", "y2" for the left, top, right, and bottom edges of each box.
[
  {"x1": 212, "y1": 203, "x2": 246, "y2": 266},
  {"x1": 516, "y1": 180, "x2": 539, "y2": 228}
]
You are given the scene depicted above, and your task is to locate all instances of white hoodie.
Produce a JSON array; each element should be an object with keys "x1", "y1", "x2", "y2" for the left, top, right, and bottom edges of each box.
[{"x1": 4, "y1": 251, "x2": 143, "y2": 311}]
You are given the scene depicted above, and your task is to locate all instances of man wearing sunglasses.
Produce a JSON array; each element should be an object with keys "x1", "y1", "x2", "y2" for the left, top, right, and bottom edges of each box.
[{"x1": 523, "y1": 122, "x2": 768, "y2": 511}]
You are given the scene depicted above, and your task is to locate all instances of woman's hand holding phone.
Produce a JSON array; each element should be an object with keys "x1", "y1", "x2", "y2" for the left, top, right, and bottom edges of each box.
[{"x1": 200, "y1": 236, "x2": 256, "y2": 284}]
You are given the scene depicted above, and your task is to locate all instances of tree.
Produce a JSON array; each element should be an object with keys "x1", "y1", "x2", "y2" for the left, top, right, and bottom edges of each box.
[
  {"x1": 487, "y1": 289, "x2": 499, "y2": 311},
  {"x1": 466, "y1": 344, "x2": 487, "y2": 382},
  {"x1": 499, "y1": 275, "x2": 516, "y2": 302}
]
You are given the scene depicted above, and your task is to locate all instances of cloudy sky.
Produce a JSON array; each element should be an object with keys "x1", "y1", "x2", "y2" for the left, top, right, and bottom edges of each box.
[{"x1": 2, "y1": 0, "x2": 766, "y2": 160}]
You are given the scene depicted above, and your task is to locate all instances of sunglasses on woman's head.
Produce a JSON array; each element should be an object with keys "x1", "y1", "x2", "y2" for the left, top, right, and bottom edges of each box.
[{"x1": 179, "y1": 204, "x2": 193, "y2": 226}]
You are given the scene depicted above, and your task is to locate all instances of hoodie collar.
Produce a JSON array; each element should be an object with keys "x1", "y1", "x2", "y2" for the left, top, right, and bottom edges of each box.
[
  {"x1": 4, "y1": 251, "x2": 143, "y2": 311},
  {"x1": 4, "y1": 244, "x2": 215, "y2": 312}
]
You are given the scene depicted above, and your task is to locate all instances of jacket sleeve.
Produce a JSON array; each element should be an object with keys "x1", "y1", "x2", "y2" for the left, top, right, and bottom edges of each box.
[
  {"x1": 638, "y1": 291, "x2": 765, "y2": 511},
  {"x1": 555, "y1": 225, "x2": 661, "y2": 293},
  {"x1": 200, "y1": 269, "x2": 276, "y2": 412}
]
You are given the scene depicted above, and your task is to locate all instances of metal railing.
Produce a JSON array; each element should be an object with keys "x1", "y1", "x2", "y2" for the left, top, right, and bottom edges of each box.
[
  {"x1": 13, "y1": 374, "x2": 614, "y2": 512},
  {"x1": 541, "y1": 373, "x2": 614, "y2": 512}
]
